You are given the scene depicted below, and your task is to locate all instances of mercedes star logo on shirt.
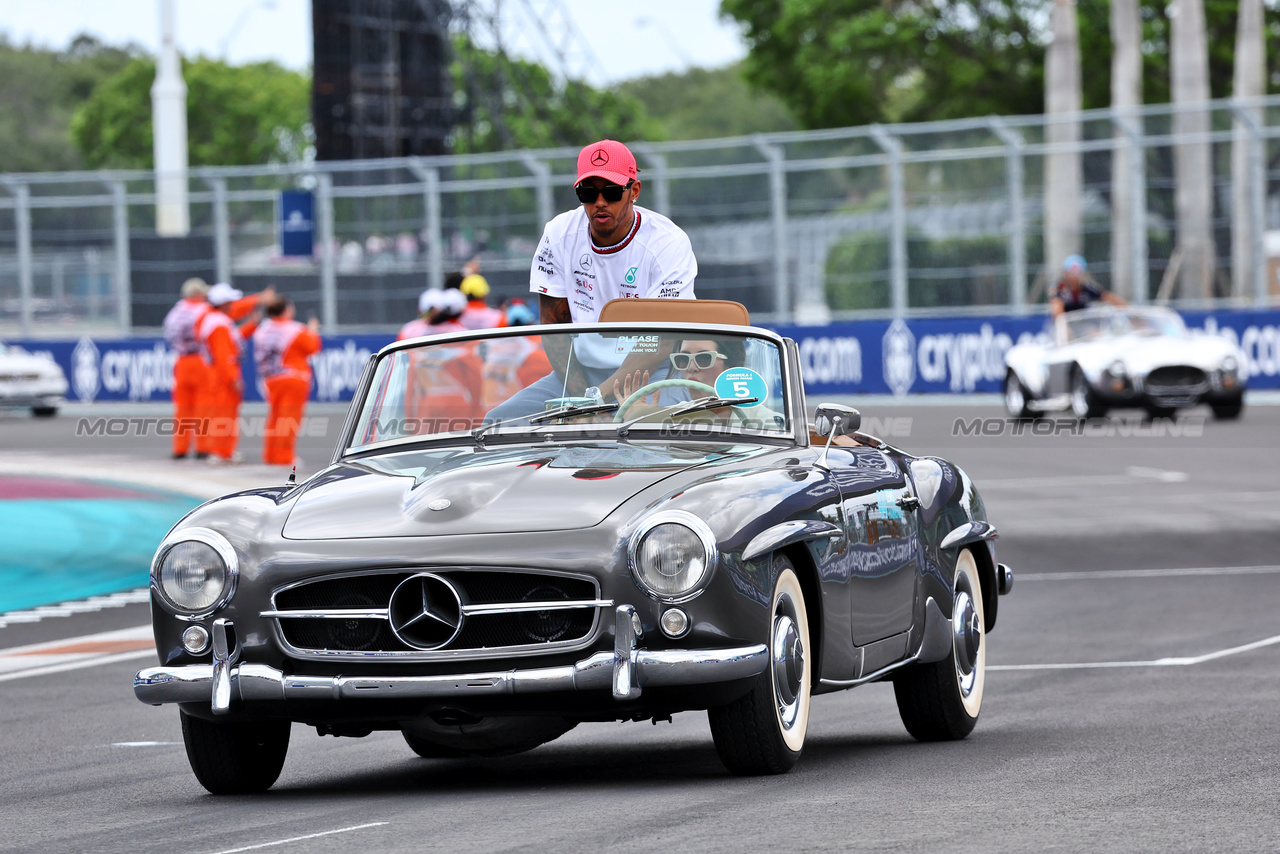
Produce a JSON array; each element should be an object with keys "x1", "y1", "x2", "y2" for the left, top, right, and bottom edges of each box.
[{"x1": 388, "y1": 573, "x2": 463, "y2": 650}]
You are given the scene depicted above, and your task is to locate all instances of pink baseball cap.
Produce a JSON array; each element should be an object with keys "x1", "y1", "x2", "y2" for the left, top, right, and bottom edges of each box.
[{"x1": 576, "y1": 140, "x2": 638, "y2": 187}]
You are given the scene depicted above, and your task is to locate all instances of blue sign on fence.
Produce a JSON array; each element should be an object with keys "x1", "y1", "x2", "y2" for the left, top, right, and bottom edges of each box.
[{"x1": 279, "y1": 190, "x2": 314, "y2": 257}]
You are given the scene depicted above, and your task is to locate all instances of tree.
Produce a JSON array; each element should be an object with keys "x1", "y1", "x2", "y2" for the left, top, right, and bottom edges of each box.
[
  {"x1": 1171, "y1": 0, "x2": 1215, "y2": 298},
  {"x1": 1044, "y1": 0, "x2": 1082, "y2": 278},
  {"x1": 0, "y1": 34, "x2": 139, "y2": 174},
  {"x1": 1076, "y1": 0, "x2": 1280, "y2": 110},
  {"x1": 69, "y1": 56, "x2": 311, "y2": 169},
  {"x1": 719, "y1": 0, "x2": 1047, "y2": 129},
  {"x1": 613, "y1": 64, "x2": 797, "y2": 141},
  {"x1": 450, "y1": 37, "x2": 658, "y2": 153},
  {"x1": 1111, "y1": 0, "x2": 1143, "y2": 300}
]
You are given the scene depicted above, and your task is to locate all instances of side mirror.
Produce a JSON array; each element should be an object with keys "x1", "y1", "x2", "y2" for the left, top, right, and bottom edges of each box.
[{"x1": 813, "y1": 403, "x2": 861, "y2": 438}]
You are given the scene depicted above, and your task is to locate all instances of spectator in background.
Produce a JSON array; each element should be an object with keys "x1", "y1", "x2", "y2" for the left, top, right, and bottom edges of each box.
[
  {"x1": 1049, "y1": 255, "x2": 1126, "y2": 317},
  {"x1": 198, "y1": 282, "x2": 267, "y2": 464},
  {"x1": 163, "y1": 277, "x2": 211, "y2": 460},
  {"x1": 252, "y1": 296, "x2": 322, "y2": 467},
  {"x1": 398, "y1": 289, "x2": 470, "y2": 340},
  {"x1": 448, "y1": 258, "x2": 505, "y2": 329},
  {"x1": 480, "y1": 298, "x2": 552, "y2": 411}
]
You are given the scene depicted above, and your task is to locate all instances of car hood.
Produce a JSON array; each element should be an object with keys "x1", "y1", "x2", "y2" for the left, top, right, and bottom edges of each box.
[
  {"x1": 282, "y1": 441, "x2": 760, "y2": 539},
  {"x1": 1081, "y1": 332, "x2": 1234, "y2": 374}
]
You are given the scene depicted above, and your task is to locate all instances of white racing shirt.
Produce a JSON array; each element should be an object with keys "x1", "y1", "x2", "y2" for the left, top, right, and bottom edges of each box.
[{"x1": 530, "y1": 205, "x2": 697, "y2": 368}]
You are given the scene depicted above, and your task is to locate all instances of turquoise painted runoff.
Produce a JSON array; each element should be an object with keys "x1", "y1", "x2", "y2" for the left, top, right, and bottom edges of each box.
[{"x1": 1, "y1": 494, "x2": 199, "y2": 613}]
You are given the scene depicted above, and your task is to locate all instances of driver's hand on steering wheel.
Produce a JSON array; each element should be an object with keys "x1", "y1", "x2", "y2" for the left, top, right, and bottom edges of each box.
[{"x1": 613, "y1": 369, "x2": 654, "y2": 406}]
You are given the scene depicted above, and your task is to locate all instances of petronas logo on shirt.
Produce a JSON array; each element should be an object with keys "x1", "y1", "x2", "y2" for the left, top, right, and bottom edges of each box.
[{"x1": 624, "y1": 267, "x2": 638, "y2": 285}]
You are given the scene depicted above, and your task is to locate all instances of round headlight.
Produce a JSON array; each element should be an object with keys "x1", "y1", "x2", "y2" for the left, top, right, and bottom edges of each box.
[
  {"x1": 629, "y1": 512, "x2": 717, "y2": 602},
  {"x1": 151, "y1": 528, "x2": 237, "y2": 616},
  {"x1": 1106, "y1": 360, "x2": 1126, "y2": 377},
  {"x1": 1221, "y1": 355, "x2": 1238, "y2": 374}
]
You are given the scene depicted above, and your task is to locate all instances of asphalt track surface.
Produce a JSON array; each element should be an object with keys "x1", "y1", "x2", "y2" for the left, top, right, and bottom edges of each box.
[{"x1": 1, "y1": 399, "x2": 1278, "y2": 852}]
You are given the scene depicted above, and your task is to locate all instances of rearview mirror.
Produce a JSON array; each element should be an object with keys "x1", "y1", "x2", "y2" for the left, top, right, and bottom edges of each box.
[{"x1": 813, "y1": 404, "x2": 861, "y2": 438}]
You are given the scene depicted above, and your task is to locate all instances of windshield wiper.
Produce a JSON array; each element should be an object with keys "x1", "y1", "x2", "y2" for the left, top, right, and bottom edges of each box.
[
  {"x1": 526, "y1": 400, "x2": 619, "y2": 425},
  {"x1": 614, "y1": 395, "x2": 759, "y2": 438},
  {"x1": 471, "y1": 412, "x2": 540, "y2": 447}
]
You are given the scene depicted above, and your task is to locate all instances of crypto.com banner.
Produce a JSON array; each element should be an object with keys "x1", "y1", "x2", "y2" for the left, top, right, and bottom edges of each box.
[
  {"x1": 14, "y1": 307, "x2": 1280, "y2": 403},
  {"x1": 773, "y1": 308, "x2": 1280, "y2": 395},
  {"x1": 12, "y1": 335, "x2": 392, "y2": 404}
]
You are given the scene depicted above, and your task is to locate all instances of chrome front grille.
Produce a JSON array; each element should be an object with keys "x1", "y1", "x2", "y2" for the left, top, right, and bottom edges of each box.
[
  {"x1": 1145, "y1": 365, "x2": 1208, "y2": 399},
  {"x1": 266, "y1": 569, "x2": 608, "y2": 660}
]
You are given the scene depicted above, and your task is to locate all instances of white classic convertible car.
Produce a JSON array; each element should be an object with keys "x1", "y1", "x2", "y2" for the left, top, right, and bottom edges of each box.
[
  {"x1": 0, "y1": 340, "x2": 67, "y2": 417},
  {"x1": 1003, "y1": 306, "x2": 1247, "y2": 420}
]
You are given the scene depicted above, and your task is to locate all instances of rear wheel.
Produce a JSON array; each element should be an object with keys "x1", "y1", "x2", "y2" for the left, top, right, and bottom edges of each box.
[
  {"x1": 180, "y1": 712, "x2": 290, "y2": 794},
  {"x1": 31, "y1": 406, "x2": 57, "y2": 418},
  {"x1": 1003, "y1": 371, "x2": 1033, "y2": 419},
  {"x1": 893, "y1": 549, "x2": 985, "y2": 741},
  {"x1": 708, "y1": 558, "x2": 811, "y2": 775}
]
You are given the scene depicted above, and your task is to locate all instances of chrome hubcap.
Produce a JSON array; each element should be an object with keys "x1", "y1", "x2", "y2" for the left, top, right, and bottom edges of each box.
[
  {"x1": 772, "y1": 612, "x2": 804, "y2": 730},
  {"x1": 952, "y1": 590, "x2": 981, "y2": 697}
]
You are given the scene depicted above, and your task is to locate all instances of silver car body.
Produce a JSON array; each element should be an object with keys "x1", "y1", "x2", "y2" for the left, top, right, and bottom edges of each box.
[{"x1": 0, "y1": 341, "x2": 68, "y2": 415}]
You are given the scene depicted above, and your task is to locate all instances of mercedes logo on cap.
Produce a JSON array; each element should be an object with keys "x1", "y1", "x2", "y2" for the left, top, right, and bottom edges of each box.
[
  {"x1": 388, "y1": 573, "x2": 463, "y2": 650},
  {"x1": 590, "y1": 148, "x2": 609, "y2": 166}
]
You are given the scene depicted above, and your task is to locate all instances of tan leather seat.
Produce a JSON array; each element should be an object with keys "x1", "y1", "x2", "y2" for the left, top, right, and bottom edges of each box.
[{"x1": 598, "y1": 298, "x2": 750, "y2": 326}]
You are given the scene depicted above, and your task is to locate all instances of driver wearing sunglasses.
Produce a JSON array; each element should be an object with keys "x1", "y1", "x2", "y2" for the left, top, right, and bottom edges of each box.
[{"x1": 486, "y1": 139, "x2": 699, "y2": 425}]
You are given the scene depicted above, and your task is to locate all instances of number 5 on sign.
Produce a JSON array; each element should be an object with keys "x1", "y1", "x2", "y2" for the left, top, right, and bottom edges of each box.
[{"x1": 715, "y1": 368, "x2": 768, "y2": 406}]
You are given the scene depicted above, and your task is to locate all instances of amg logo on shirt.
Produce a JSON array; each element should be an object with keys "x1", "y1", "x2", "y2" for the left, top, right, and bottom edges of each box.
[{"x1": 658, "y1": 287, "x2": 681, "y2": 297}]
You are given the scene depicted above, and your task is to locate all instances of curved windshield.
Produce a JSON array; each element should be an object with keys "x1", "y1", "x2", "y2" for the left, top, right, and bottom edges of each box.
[{"x1": 347, "y1": 327, "x2": 790, "y2": 452}]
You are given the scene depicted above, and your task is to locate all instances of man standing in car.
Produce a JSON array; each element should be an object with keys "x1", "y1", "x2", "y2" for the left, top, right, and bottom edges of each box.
[{"x1": 487, "y1": 140, "x2": 697, "y2": 421}]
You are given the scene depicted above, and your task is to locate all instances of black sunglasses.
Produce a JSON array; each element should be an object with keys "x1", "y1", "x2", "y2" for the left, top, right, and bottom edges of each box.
[{"x1": 575, "y1": 181, "x2": 633, "y2": 204}]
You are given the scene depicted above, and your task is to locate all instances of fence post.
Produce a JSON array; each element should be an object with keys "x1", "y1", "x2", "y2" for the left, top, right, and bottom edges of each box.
[
  {"x1": 11, "y1": 183, "x2": 33, "y2": 338},
  {"x1": 208, "y1": 177, "x2": 231, "y2": 285},
  {"x1": 990, "y1": 118, "x2": 1027, "y2": 312},
  {"x1": 633, "y1": 147, "x2": 671, "y2": 215},
  {"x1": 752, "y1": 138, "x2": 791, "y2": 320},
  {"x1": 408, "y1": 160, "x2": 443, "y2": 291},
  {"x1": 1230, "y1": 103, "x2": 1267, "y2": 305},
  {"x1": 521, "y1": 155, "x2": 553, "y2": 236},
  {"x1": 871, "y1": 126, "x2": 908, "y2": 317},
  {"x1": 315, "y1": 172, "x2": 337, "y2": 328},
  {"x1": 110, "y1": 180, "x2": 132, "y2": 332}
]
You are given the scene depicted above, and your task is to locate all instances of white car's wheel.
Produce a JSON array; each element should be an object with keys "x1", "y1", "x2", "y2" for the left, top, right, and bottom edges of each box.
[
  {"x1": 892, "y1": 548, "x2": 985, "y2": 740},
  {"x1": 1003, "y1": 371, "x2": 1032, "y2": 419},
  {"x1": 1070, "y1": 368, "x2": 1104, "y2": 419},
  {"x1": 708, "y1": 557, "x2": 811, "y2": 774}
]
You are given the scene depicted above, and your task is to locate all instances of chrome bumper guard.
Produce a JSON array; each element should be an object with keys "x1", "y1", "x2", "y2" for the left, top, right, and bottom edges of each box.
[{"x1": 134, "y1": 607, "x2": 767, "y2": 712}]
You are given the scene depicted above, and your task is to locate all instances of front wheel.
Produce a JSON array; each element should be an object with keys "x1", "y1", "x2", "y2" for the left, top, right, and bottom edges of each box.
[
  {"x1": 180, "y1": 712, "x2": 290, "y2": 794},
  {"x1": 892, "y1": 548, "x2": 985, "y2": 741},
  {"x1": 708, "y1": 557, "x2": 811, "y2": 775},
  {"x1": 1210, "y1": 396, "x2": 1244, "y2": 420},
  {"x1": 1070, "y1": 368, "x2": 1104, "y2": 419}
]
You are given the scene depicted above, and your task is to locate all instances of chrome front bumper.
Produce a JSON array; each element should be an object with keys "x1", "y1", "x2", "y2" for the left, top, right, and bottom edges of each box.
[{"x1": 134, "y1": 607, "x2": 768, "y2": 713}]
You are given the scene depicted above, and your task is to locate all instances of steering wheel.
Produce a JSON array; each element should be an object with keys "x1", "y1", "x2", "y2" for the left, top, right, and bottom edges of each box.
[{"x1": 613, "y1": 379, "x2": 717, "y2": 422}]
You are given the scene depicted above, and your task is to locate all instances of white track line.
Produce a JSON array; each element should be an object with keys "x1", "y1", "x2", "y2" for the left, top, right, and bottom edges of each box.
[
  {"x1": 991, "y1": 633, "x2": 1280, "y2": 671},
  {"x1": 1021, "y1": 565, "x2": 1280, "y2": 581},
  {"x1": 0, "y1": 649, "x2": 155, "y2": 683},
  {"x1": 208, "y1": 823, "x2": 389, "y2": 854}
]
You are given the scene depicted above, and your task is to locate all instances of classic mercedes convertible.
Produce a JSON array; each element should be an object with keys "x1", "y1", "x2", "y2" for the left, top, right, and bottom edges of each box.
[{"x1": 135, "y1": 299, "x2": 1012, "y2": 793}]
